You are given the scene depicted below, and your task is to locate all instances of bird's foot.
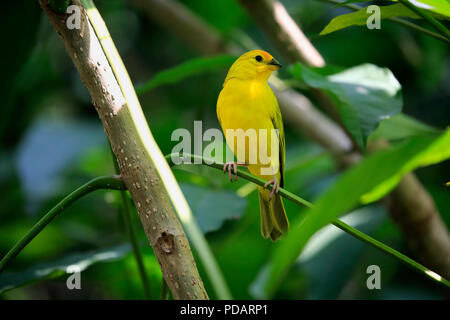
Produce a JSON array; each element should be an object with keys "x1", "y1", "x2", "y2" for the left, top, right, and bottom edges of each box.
[
  {"x1": 264, "y1": 175, "x2": 280, "y2": 200},
  {"x1": 223, "y1": 162, "x2": 247, "y2": 182}
]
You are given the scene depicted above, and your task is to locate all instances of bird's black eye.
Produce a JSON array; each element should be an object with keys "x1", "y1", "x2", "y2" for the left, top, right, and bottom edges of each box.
[{"x1": 255, "y1": 55, "x2": 263, "y2": 62}]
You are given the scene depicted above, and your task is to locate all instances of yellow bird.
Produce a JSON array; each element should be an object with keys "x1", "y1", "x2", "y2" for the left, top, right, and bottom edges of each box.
[{"x1": 216, "y1": 50, "x2": 288, "y2": 241}]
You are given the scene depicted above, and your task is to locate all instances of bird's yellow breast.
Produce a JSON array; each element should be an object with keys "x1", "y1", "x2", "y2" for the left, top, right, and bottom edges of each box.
[{"x1": 217, "y1": 79, "x2": 280, "y2": 180}]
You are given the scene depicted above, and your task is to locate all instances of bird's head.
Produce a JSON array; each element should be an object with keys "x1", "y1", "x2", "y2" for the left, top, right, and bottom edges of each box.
[{"x1": 224, "y1": 50, "x2": 282, "y2": 83}]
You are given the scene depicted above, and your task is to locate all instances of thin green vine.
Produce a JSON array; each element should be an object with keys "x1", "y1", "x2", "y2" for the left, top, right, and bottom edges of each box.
[
  {"x1": 321, "y1": 0, "x2": 450, "y2": 44},
  {"x1": 0, "y1": 175, "x2": 125, "y2": 274},
  {"x1": 165, "y1": 153, "x2": 450, "y2": 289},
  {"x1": 160, "y1": 279, "x2": 170, "y2": 300},
  {"x1": 2, "y1": 153, "x2": 448, "y2": 293},
  {"x1": 397, "y1": 0, "x2": 450, "y2": 39}
]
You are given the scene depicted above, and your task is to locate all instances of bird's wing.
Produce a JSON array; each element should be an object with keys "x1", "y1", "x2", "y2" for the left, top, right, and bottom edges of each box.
[
  {"x1": 216, "y1": 90, "x2": 224, "y2": 127},
  {"x1": 271, "y1": 105, "x2": 285, "y2": 188}
]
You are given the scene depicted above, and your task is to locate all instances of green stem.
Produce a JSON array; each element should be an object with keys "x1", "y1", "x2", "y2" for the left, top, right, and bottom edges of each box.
[
  {"x1": 331, "y1": 220, "x2": 448, "y2": 287},
  {"x1": 165, "y1": 153, "x2": 450, "y2": 289},
  {"x1": 398, "y1": 0, "x2": 450, "y2": 39},
  {"x1": 111, "y1": 149, "x2": 152, "y2": 300},
  {"x1": 388, "y1": 16, "x2": 450, "y2": 44},
  {"x1": 0, "y1": 175, "x2": 125, "y2": 274},
  {"x1": 160, "y1": 278, "x2": 170, "y2": 300},
  {"x1": 321, "y1": 0, "x2": 450, "y2": 44},
  {"x1": 165, "y1": 153, "x2": 313, "y2": 208},
  {"x1": 119, "y1": 191, "x2": 152, "y2": 299}
]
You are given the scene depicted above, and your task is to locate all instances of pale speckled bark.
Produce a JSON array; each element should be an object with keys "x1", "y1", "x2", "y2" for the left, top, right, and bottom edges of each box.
[{"x1": 38, "y1": 0, "x2": 208, "y2": 299}]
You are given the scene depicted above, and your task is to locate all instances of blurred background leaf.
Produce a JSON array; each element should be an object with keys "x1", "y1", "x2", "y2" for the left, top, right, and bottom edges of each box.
[
  {"x1": 136, "y1": 55, "x2": 237, "y2": 95},
  {"x1": 0, "y1": 244, "x2": 131, "y2": 294},
  {"x1": 320, "y1": 4, "x2": 437, "y2": 36},
  {"x1": 368, "y1": 113, "x2": 441, "y2": 142},
  {"x1": 181, "y1": 183, "x2": 246, "y2": 234},
  {"x1": 290, "y1": 63, "x2": 402, "y2": 150}
]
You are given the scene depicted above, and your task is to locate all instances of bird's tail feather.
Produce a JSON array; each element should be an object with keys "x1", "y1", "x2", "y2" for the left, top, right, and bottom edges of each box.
[{"x1": 258, "y1": 189, "x2": 289, "y2": 241}]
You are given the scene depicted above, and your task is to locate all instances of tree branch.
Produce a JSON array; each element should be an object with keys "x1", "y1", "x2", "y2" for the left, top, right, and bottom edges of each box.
[
  {"x1": 238, "y1": 0, "x2": 325, "y2": 67},
  {"x1": 38, "y1": 0, "x2": 208, "y2": 299},
  {"x1": 130, "y1": 0, "x2": 241, "y2": 55}
]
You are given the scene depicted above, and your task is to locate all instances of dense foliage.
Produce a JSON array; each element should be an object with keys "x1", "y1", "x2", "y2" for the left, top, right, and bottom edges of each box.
[{"x1": 0, "y1": 0, "x2": 449, "y2": 299}]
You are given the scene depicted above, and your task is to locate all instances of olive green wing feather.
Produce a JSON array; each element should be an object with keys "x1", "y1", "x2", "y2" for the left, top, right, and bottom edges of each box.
[{"x1": 271, "y1": 105, "x2": 285, "y2": 188}]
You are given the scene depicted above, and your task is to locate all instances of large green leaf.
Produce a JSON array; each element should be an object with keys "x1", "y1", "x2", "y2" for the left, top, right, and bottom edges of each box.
[
  {"x1": 180, "y1": 183, "x2": 246, "y2": 233},
  {"x1": 330, "y1": 0, "x2": 450, "y2": 18},
  {"x1": 290, "y1": 63, "x2": 402, "y2": 150},
  {"x1": 252, "y1": 129, "x2": 450, "y2": 298},
  {"x1": 320, "y1": 4, "x2": 423, "y2": 36},
  {"x1": 0, "y1": 244, "x2": 131, "y2": 294},
  {"x1": 369, "y1": 113, "x2": 441, "y2": 142},
  {"x1": 135, "y1": 55, "x2": 237, "y2": 95},
  {"x1": 362, "y1": 132, "x2": 450, "y2": 203}
]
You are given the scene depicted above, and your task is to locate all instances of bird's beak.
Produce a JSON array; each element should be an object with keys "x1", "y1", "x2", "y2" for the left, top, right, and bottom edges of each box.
[{"x1": 267, "y1": 58, "x2": 282, "y2": 69}]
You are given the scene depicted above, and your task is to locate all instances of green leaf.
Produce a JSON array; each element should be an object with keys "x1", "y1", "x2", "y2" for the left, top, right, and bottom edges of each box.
[
  {"x1": 0, "y1": 244, "x2": 131, "y2": 293},
  {"x1": 253, "y1": 129, "x2": 450, "y2": 298},
  {"x1": 180, "y1": 183, "x2": 246, "y2": 233},
  {"x1": 290, "y1": 63, "x2": 402, "y2": 150},
  {"x1": 362, "y1": 130, "x2": 450, "y2": 203},
  {"x1": 369, "y1": 113, "x2": 441, "y2": 141},
  {"x1": 320, "y1": 4, "x2": 424, "y2": 36},
  {"x1": 396, "y1": 0, "x2": 450, "y2": 18},
  {"x1": 135, "y1": 55, "x2": 237, "y2": 95}
]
